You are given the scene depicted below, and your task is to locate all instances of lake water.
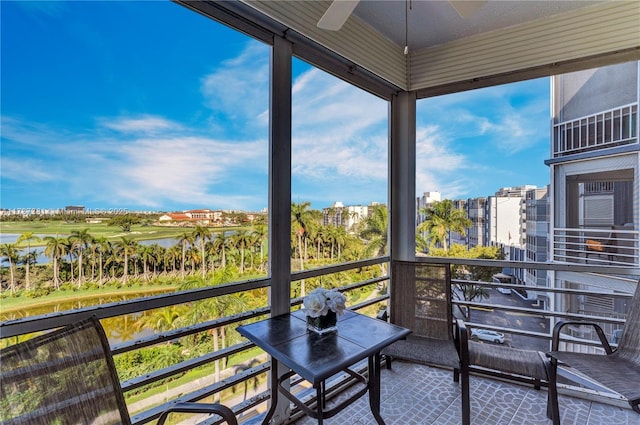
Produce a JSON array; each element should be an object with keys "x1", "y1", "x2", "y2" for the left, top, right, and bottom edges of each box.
[{"x1": 1, "y1": 289, "x2": 174, "y2": 343}]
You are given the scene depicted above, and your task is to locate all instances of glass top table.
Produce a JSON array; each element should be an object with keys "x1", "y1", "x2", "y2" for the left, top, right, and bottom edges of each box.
[{"x1": 237, "y1": 309, "x2": 410, "y2": 424}]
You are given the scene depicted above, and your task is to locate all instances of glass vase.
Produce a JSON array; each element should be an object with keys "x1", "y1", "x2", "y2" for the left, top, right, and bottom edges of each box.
[{"x1": 306, "y1": 310, "x2": 338, "y2": 334}]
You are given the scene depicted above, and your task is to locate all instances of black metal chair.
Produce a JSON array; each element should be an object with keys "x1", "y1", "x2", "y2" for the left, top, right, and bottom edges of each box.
[
  {"x1": 547, "y1": 280, "x2": 640, "y2": 422},
  {"x1": 0, "y1": 316, "x2": 237, "y2": 425},
  {"x1": 380, "y1": 262, "x2": 465, "y2": 422},
  {"x1": 457, "y1": 320, "x2": 557, "y2": 425}
]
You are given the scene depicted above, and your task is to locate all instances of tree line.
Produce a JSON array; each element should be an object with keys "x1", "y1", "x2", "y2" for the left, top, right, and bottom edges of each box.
[
  {"x1": 0, "y1": 203, "x2": 390, "y2": 296},
  {"x1": 1, "y1": 199, "x2": 503, "y2": 301}
]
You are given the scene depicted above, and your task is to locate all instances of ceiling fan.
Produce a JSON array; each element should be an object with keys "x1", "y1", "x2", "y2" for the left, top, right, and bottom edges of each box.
[{"x1": 317, "y1": 0, "x2": 486, "y2": 31}]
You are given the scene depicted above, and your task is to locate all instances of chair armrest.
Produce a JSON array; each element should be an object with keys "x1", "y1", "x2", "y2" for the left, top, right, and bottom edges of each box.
[
  {"x1": 551, "y1": 320, "x2": 613, "y2": 354},
  {"x1": 156, "y1": 402, "x2": 237, "y2": 425},
  {"x1": 456, "y1": 319, "x2": 470, "y2": 366}
]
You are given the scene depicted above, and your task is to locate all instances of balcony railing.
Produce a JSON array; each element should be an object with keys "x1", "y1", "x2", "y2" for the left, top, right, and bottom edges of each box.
[
  {"x1": 553, "y1": 227, "x2": 639, "y2": 267},
  {"x1": 0, "y1": 257, "x2": 389, "y2": 425},
  {"x1": 1, "y1": 256, "x2": 638, "y2": 424},
  {"x1": 552, "y1": 103, "x2": 638, "y2": 157}
]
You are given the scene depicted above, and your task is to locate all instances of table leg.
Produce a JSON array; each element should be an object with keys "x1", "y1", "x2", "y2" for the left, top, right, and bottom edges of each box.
[
  {"x1": 316, "y1": 385, "x2": 324, "y2": 425},
  {"x1": 261, "y1": 359, "x2": 279, "y2": 425},
  {"x1": 368, "y1": 353, "x2": 386, "y2": 425}
]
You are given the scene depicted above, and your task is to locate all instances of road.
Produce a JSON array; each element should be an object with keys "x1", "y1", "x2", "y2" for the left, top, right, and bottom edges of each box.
[{"x1": 463, "y1": 288, "x2": 550, "y2": 352}]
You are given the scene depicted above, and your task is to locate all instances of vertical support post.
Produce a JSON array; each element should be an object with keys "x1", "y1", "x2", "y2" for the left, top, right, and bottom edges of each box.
[
  {"x1": 269, "y1": 36, "x2": 292, "y2": 317},
  {"x1": 389, "y1": 91, "x2": 416, "y2": 262},
  {"x1": 267, "y1": 35, "x2": 293, "y2": 424}
]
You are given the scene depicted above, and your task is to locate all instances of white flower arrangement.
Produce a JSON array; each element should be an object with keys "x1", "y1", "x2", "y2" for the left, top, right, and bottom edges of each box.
[{"x1": 302, "y1": 288, "x2": 347, "y2": 318}]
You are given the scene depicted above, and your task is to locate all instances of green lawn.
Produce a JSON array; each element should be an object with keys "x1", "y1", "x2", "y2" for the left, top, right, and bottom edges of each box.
[
  {"x1": 0, "y1": 221, "x2": 243, "y2": 246},
  {"x1": 124, "y1": 346, "x2": 266, "y2": 405}
]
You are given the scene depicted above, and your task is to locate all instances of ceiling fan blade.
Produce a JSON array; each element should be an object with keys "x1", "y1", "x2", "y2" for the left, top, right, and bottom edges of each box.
[
  {"x1": 449, "y1": 0, "x2": 486, "y2": 18},
  {"x1": 317, "y1": 0, "x2": 360, "y2": 31}
]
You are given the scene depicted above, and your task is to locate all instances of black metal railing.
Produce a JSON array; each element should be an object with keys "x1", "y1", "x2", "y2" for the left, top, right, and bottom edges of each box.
[
  {"x1": 0, "y1": 256, "x2": 390, "y2": 425},
  {"x1": 2, "y1": 255, "x2": 638, "y2": 423}
]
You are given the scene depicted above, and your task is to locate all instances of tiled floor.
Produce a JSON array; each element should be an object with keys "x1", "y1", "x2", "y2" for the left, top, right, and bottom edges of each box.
[{"x1": 289, "y1": 360, "x2": 640, "y2": 425}]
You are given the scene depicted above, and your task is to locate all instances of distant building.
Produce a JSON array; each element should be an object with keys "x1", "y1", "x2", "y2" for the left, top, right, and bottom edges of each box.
[
  {"x1": 158, "y1": 209, "x2": 222, "y2": 225},
  {"x1": 322, "y1": 202, "x2": 369, "y2": 231},
  {"x1": 523, "y1": 186, "x2": 549, "y2": 303},
  {"x1": 486, "y1": 195, "x2": 524, "y2": 247},
  {"x1": 416, "y1": 191, "x2": 441, "y2": 227},
  {"x1": 449, "y1": 199, "x2": 467, "y2": 246},
  {"x1": 465, "y1": 197, "x2": 487, "y2": 248},
  {"x1": 447, "y1": 186, "x2": 533, "y2": 250},
  {"x1": 65, "y1": 205, "x2": 85, "y2": 213}
]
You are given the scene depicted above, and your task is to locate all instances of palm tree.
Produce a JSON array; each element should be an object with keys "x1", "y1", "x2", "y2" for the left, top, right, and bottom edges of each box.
[
  {"x1": 185, "y1": 246, "x2": 201, "y2": 274},
  {"x1": 252, "y1": 224, "x2": 268, "y2": 271},
  {"x1": 234, "y1": 359, "x2": 261, "y2": 401},
  {"x1": 333, "y1": 225, "x2": 347, "y2": 258},
  {"x1": 192, "y1": 226, "x2": 212, "y2": 278},
  {"x1": 165, "y1": 246, "x2": 181, "y2": 275},
  {"x1": 94, "y1": 237, "x2": 111, "y2": 286},
  {"x1": 291, "y1": 201, "x2": 312, "y2": 270},
  {"x1": 247, "y1": 232, "x2": 262, "y2": 270},
  {"x1": 231, "y1": 230, "x2": 252, "y2": 273},
  {"x1": 43, "y1": 236, "x2": 68, "y2": 289},
  {"x1": 138, "y1": 244, "x2": 154, "y2": 280},
  {"x1": 415, "y1": 233, "x2": 430, "y2": 254},
  {"x1": 417, "y1": 199, "x2": 472, "y2": 251},
  {"x1": 312, "y1": 226, "x2": 326, "y2": 260},
  {"x1": 149, "y1": 244, "x2": 164, "y2": 276},
  {"x1": 360, "y1": 204, "x2": 388, "y2": 257},
  {"x1": 64, "y1": 238, "x2": 75, "y2": 283},
  {"x1": 16, "y1": 232, "x2": 41, "y2": 291},
  {"x1": 212, "y1": 232, "x2": 229, "y2": 268},
  {"x1": 69, "y1": 228, "x2": 93, "y2": 287},
  {"x1": 0, "y1": 243, "x2": 19, "y2": 294},
  {"x1": 360, "y1": 204, "x2": 389, "y2": 274},
  {"x1": 115, "y1": 237, "x2": 137, "y2": 284},
  {"x1": 177, "y1": 231, "x2": 195, "y2": 279}
]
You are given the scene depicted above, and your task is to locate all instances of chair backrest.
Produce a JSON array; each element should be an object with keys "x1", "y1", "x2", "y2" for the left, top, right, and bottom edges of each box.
[
  {"x1": 390, "y1": 261, "x2": 452, "y2": 340},
  {"x1": 0, "y1": 316, "x2": 131, "y2": 425},
  {"x1": 617, "y1": 280, "x2": 640, "y2": 364}
]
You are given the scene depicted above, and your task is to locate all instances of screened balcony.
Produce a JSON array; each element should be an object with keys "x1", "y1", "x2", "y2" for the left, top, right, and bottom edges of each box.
[
  {"x1": 2, "y1": 258, "x2": 638, "y2": 425},
  {"x1": 2, "y1": 1, "x2": 640, "y2": 425}
]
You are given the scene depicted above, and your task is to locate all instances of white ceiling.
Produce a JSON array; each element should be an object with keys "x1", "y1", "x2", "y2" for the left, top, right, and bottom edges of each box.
[
  {"x1": 351, "y1": 0, "x2": 604, "y2": 51},
  {"x1": 188, "y1": 1, "x2": 639, "y2": 97}
]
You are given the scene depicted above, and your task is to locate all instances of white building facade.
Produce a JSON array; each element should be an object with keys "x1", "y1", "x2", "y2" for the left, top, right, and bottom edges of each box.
[
  {"x1": 546, "y1": 61, "x2": 639, "y2": 337},
  {"x1": 322, "y1": 202, "x2": 369, "y2": 232}
]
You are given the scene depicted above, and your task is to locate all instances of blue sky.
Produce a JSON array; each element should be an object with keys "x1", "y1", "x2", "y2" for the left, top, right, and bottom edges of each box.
[{"x1": 1, "y1": 1, "x2": 551, "y2": 213}]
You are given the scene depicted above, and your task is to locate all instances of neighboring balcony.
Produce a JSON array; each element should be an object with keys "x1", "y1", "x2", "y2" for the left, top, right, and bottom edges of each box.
[
  {"x1": 552, "y1": 103, "x2": 638, "y2": 158},
  {"x1": 553, "y1": 227, "x2": 639, "y2": 267},
  {"x1": 1, "y1": 258, "x2": 638, "y2": 425}
]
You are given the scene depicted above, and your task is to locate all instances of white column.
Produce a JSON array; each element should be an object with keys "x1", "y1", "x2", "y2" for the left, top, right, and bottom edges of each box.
[{"x1": 389, "y1": 91, "x2": 416, "y2": 261}]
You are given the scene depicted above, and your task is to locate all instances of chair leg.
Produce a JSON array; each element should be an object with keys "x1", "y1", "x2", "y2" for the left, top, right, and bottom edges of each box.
[
  {"x1": 544, "y1": 356, "x2": 561, "y2": 425},
  {"x1": 385, "y1": 355, "x2": 392, "y2": 370},
  {"x1": 534, "y1": 378, "x2": 541, "y2": 390},
  {"x1": 460, "y1": 365, "x2": 470, "y2": 425}
]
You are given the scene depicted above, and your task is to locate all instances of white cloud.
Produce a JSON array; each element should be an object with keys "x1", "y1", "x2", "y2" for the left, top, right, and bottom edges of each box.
[
  {"x1": 2, "y1": 114, "x2": 266, "y2": 209},
  {"x1": 0, "y1": 157, "x2": 54, "y2": 182},
  {"x1": 290, "y1": 67, "x2": 389, "y2": 189},
  {"x1": 415, "y1": 125, "x2": 470, "y2": 199},
  {"x1": 101, "y1": 116, "x2": 181, "y2": 134},
  {"x1": 107, "y1": 136, "x2": 264, "y2": 207},
  {"x1": 200, "y1": 42, "x2": 270, "y2": 133}
]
